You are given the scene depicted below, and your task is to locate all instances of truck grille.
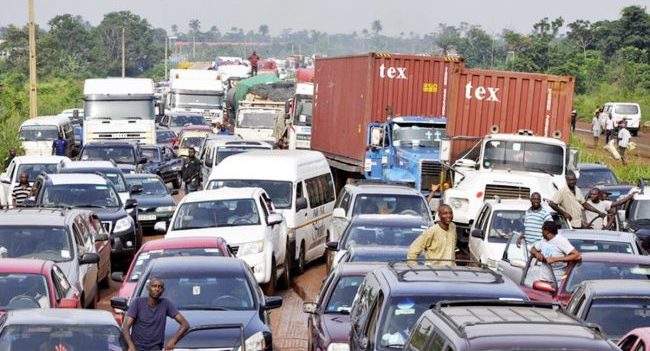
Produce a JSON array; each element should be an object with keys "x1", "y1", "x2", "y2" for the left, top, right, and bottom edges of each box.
[
  {"x1": 90, "y1": 132, "x2": 150, "y2": 142},
  {"x1": 484, "y1": 184, "x2": 531, "y2": 200},
  {"x1": 420, "y1": 160, "x2": 443, "y2": 191}
]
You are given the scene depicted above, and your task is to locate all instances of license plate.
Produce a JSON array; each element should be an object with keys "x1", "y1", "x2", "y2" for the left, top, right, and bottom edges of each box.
[
  {"x1": 137, "y1": 214, "x2": 157, "y2": 221},
  {"x1": 113, "y1": 133, "x2": 128, "y2": 138}
]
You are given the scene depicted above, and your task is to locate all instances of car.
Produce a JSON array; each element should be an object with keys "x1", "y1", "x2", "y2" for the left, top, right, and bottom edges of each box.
[
  {"x1": 0, "y1": 155, "x2": 70, "y2": 207},
  {"x1": 469, "y1": 198, "x2": 570, "y2": 269},
  {"x1": 577, "y1": 163, "x2": 620, "y2": 197},
  {"x1": 156, "y1": 127, "x2": 177, "y2": 148},
  {"x1": 199, "y1": 138, "x2": 272, "y2": 185},
  {"x1": 326, "y1": 215, "x2": 428, "y2": 270},
  {"x1": 79, "y1": 141, "x2": 146, "y2": 174},
  {"x1": 0, "y1": 309, "x2": 127, "y2": 350},
  {"x1": 567, "y1": 280, "x2": 650, "y2": 341},
  {"x1": 620, "y1": 179, "x2": 650, "y2": 250},
  {"x1": 303, "y1": 262, "x2": 384, "y2": 351},
  {"x1": 31, "y1": 173, "x2": 141, "y2": 265},
  {"x1": 0, "y1": 208, "x2": 102, "y2": 308},
  {"x1": 140, "y1": 144, "x2": 183, "y2": 188},
  {"x1": 338, "y1": 246, "x2": 411, "y2": 265},
  {"x1": 158, "y1": 112, "x2": 210, "y2": 135},
  {"x1": 405, "y1": 300, "x2": 620, "y2": 351},
  {"x1": 111, "y1": 256, "x2": 282, "y2": 351},
  {"x1": 111, "y1": 236, "x2": 232, "y2": 324},
  {"x1": 601, "y1": 102, "x2": 642, "y2": 136},
  {"x1": 0, "y1": 258, "x2": 80, "y2": 310},
  {"x1": 57, "y1": 159, "x2": 135, "y2": 204},
  {"x1": 618, "y1": 327, "x2": 650, "y2": 351},
  {"x1": 124, "y1": 174, "x2": 177, "y2": 231},
  {"x1": 598, "y1": 184, "x2": 636, "y2": 202},
  {"x1": 164, "y1": 187, "x2": 288, "y2": 294},
  {"x1": 176, "y1": 128, "x2": 211, "y2": 157},
  {"x1": 348, "y1": 261, "x2": 529, "y2": 350}
]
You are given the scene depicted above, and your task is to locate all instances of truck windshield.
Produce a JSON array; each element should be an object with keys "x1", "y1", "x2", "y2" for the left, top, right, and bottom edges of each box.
[
  {"x1": 392, "y1": 123, "x2": 446, "y2": 147},
  {"x1": 85, "y1": 99, "x2": 154, "y2": 120},
  {"x1": 482, "y1": 140, "x2": 564, "y2": 175},
  {"x1": 237, "y1": 111, "x2": 277, "y2": 129},
  {"x1": 80, "y1": 146, "x2": 136, "y2": 164},
  {"x1": 174, "y1": 93, "x2": 223, "y2": 108},
  {"x1": 170, "y1": 115, "x2": 207, "y2": 127},
  {"x1": 294, "y1": 98, "x2": 313, "y2": 126},
  {"x1": 19, "y1": 126, "x2": 59, "y2": 141}
]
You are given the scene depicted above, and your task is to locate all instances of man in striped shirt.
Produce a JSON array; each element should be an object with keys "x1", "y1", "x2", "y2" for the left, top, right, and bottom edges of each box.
[
  {"x1": 520, "y1": 192, "x2": 552, "y2": 246},
  {"x1": 12, "y1": 173, "x2": 32, "y2": 207}
]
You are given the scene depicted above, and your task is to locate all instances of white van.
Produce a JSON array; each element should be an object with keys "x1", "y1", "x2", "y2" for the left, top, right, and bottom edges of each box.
[
  {"x1": 207, "y1": 150, "x2": 336, "y2": 273},
  {"x1": 602, "y1": 102, "x2": 642, "y2": 136},
  {"x1": 19, "y1": 115, "x2": 74, "y2": 156},
  {"x1": 200, "y1": 138, "x2": 273, "y2": 185}
]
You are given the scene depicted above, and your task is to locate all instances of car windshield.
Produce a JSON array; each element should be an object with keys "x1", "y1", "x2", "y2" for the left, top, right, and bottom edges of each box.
[
  {"x1": 174, "y1": 94, "x2": 223, "y2": 109},
  {"x1": 215, "y1": 147, "x2": 268, "y2": 165},
  {"x1": 172, "y1": 199, "x2": 260, "y2": 230},
  {"x1": 568, "y1": 238, "x2": 634, "y2": 254},
  {"x1": 483, "y1": 140, "x2": 564, "y2": 175},
  {"x1": 0, "y1": 324, "x2": 126, "y2": 350},
  {"x1": 139, "y1": 273, "x2": 254, "y2": 310},
  {"x1": 181, "y1": 137, "x2": 204, "y2": 149},
  {"x1": 577, "y1": 169, "x2": 618, "y2": 188},
  {"x1": 19, "y1": 126, "x2": 59, "y2": 141},
  {"x1": 342, "y1": 223, "x2": 426, "y2": 249},
  {"x1": 392, "y1": 123, "x2": 446, "y2": 148},
  {"x1": 80, "y1": 146, "x2": 136, "y2": 164},
  {"x1": 170, "y1": 115, "x2": 207, "y2": 127},
  {"x1": 615, "y1": 104, "x2": 639, "y2": 115},
  {"x1": 377, "y1": 297, "x2": 439, "y2": 350},
  {"x1": 125, "y1": 177, "x2": 168, "y2": 196},
  {"x1": 585, "y1": 297, "x2": 650, "y2": 339},
  {"x1": 16, "y1": 164, "x2": 58, "y2": 183},
  {"x1": 489, "y1": 210, "x2": 525, "y2": 241},
  {"x1": 85, "y1": 99, "x2": 154, "y2": 120},
  {"x1": 157, "y1": 131, "x2": 176, "y2": 143},
  {"x1": 0, "y1": 274, "x2": 50, "y2": 309},
  {"x1": 0, "y1": 226, "x2": 71, "y2": 262},
  {"x1": 629, "y1": 199, "x2": 650, "y2": 223},
  {"x1": 128, "y1": 248, "x2": 225, "y2": 281},
  {"x1": 351, "y1": 194, "x2": 430, "y2": 222},
  {"x1": 41, "y1": 184, "x2": 121, "y2": 208},
  {"x1": 566, "y1": 262, "x2": 650, "y2": 292},
  {"x1": 237, "y1": 111, "x2": 277, "y2": 128},
  {"x1": 208, "y1": 180, "x2": 292, "y2": 209},
  {"x1": 293, "y1": 98, "x2": 312, "y2": 126},
  {"x1": 141, "y1": 148, "x2": 161, "y2": 162},
  {"x1": 324, "y1": 276, "x2": 364, "y2": 313}
]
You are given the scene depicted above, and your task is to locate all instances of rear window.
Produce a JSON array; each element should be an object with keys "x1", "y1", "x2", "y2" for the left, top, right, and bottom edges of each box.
[{"x1": 614, "y1": 104, "x2": 639, "y2": 115}]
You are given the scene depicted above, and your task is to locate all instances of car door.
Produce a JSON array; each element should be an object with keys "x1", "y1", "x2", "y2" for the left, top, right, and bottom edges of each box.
[
  {"x1": 72, "y1": 218, "x2": 96, "y2": 304},
  {"x1": 87, "y1": 214, "x2": 110, "y2": 282},
  {"x1": 496, "y1": 232, "x2": 529, "y2": 283},
  {"x1": 519, "y1": 256, "x2": 557, "y2": 302},
  {"x1": 259, "y1": 193, "x2": 282, "y2": 267},
  {"x1": 0, "y1": 160, "x2": 16, "y2": 206},
  {"x1": 469, "y1": 204, "x2": 490, "y2": 261}
]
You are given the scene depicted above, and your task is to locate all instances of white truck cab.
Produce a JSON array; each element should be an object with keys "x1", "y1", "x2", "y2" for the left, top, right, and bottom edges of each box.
[
  {"x1": 235, "y1": 101, "x2": 284, "y2": 143},
  {"x1": 166, "y1": 69, "x2": 225, "y2": 126}
]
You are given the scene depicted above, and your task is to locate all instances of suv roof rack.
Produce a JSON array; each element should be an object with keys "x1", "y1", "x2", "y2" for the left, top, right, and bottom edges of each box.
[{"x1": 387, "y1": 259, "x2": 503, "y2": 284}]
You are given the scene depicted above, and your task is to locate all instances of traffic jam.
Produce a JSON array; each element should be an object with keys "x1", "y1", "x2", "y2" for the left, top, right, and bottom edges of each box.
[{"x1": 1, "y1": 52, "x2": 649, "y2": 351}]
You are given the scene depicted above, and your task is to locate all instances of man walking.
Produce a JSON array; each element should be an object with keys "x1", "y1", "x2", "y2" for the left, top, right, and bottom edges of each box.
[
  {"x1": 591, "y1": 112, "x2": 601, "y2": 147},
  {"x1": 123, "y1": 277, "x2": 189, "y2": 351},
  {"x1": 12, "y1": 173, "x2": 32, "y2": 207},
  {"x1": 570, "y1": 109, "x2": 577, "y2": 133},
  {"x1": 248, "y1": 51, "x2": 260, "y2": 76},
  {"x1": 181, "y1": 147, "x2": 201, "y2": 193},
  {"x1": 618, "y1": 121, "x2": 632, "y2": 165},
  {"x1": 3, "y1": 148, "x2": 16, "y2": 169},
  {"x1": 52, "y1": 134, "x2": 67, "y2": 156},
  {"x1": 604, "y1": 114, "x2": 615, "y2": 144},
  {"x1": 519, "y1": 192, "x2": 552, "y2": 245},
  {"x1": 407, "y1": 204, "x2": 456, "y2": 266}
]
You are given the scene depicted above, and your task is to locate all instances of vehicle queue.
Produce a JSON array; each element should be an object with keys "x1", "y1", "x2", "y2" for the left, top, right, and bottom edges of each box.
[{"x1": 0, "y1": 55, "x2": 648, "y2": 351}]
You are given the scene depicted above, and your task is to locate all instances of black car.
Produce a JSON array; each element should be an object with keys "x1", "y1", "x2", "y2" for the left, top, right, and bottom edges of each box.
[
  {"x1": 111, "y1": 256, "x2": 282, "y2": 351},
  {"x1": 124, "y1": 174, "x2": 177, "y2": 231},
  {"x1": 140, "y1": 144, "x2": 183, "y2": 188},
  {"x1": 79, "y1": 141, "x2": 146, "y2": 174},
  {"x1": 577, "y1": 163, "x2": 620, "y2": 197},
  {"x1": 156, "y1": 127, "x2": 177, "y2": 148}
]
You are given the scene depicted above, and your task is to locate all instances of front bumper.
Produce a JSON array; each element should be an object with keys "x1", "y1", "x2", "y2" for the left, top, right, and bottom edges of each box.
[
  {"x1": 136, "y1": 211, "x2": 173, "y2": 229},
  {"x1": 110, "y1": 225, "x2": 138, "y2": 257}
]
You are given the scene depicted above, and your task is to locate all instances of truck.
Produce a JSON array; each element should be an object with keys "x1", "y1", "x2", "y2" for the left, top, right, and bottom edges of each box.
[
  {"x1": 277, "y1": 81, "x2": 314, "y2": 150},
  {"x1": 166, "y1": 69, "x2": 225, "y2": 125},
  {"x1": 83, "y1": 78, "x2": 157, "y2": 144}
]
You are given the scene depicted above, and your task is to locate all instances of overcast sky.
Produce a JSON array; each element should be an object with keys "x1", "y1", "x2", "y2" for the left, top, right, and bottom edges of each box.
[{"x1": 1, "y1": 0, "x2": 649, "y2": 36}]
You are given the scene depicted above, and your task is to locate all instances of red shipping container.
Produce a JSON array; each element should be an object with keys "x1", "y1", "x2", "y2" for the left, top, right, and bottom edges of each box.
[{"x1": 312, "y1": 53, "x2": 464, "y2": 168}]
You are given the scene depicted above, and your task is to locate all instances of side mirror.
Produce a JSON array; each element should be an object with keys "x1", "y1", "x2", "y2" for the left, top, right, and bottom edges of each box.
[
  {"x1": 295, "y1": 197, "x2": 308, "y2": 211},
  {"x1": 326, "y1": 241, "x2": 339, "y2": 251},
  {"x1": 125, "y1": 198, "x2": 138, "y2": 209},
  {"x1": 470, "y1": 228, "x2": 484, "y2": 239},
  {"x1": 617, "y1": 209, "x2": 627, "y2": 227},
  {"x1": 267, "y1": 213, "x2": 283, "y2": 226},
  {"x1": 332, "y1": 208, "x2": 346, "y2": 219},
  {"x1": 170, "y1": 189, "x2": 179, "y2": 195},
  {"x1": 302, "y1": 302, "x2": 317, "y2": 314},
  {"x1": 173, "y1": 145, "x2": 179, "y2": 150},
  {"x1": 110, "y1": 297, "x2": 129, "y2": 311},
  {"x1": 129, "y1": 185, "x2": 143, "y2": 195},
  {"x1": 154, "y1": 221, "x2": 167, "y2": 233},
  {"x1": 264, "y1": 296, "x2": 283, "y2": 310},
  {"x1": 455, "y1": 159, "x2": 478, "y2": 169},
  {"x1": 59, "y1": 298, "x2": 78, "y2": 309},
  {"x1": 284, "y1": 100, "x2": 290, "y2": 114},
  {"x1": 79, "y1": 252, "x2": 99, "y2": 265},
  {"x1": 0, "y1": 175, "x2": 9, "y2": 184},
  {"x1": 532, "y1": 280, "x2": 556, "y2": 294},
  {"x1": 111, "y1": 271, "x2": 124, "y2": 282},
  {"x1": 95, "y1": 232, "x2": 109, "y2": 242}
]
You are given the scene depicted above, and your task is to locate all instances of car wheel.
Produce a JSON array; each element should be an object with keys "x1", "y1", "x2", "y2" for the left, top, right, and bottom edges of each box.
[
  {"x1": 294, "y1": 243, "x2": 306, "y2": 275},
  {"x1": 263, "y1": 259, "x2": 277, "y2": 295},
  {"x1": 172, "y1": 173, "x2": 182, "y2": 189},
  {"x1": 278, "y1": 250, "x2": 291, "y2": 290}
]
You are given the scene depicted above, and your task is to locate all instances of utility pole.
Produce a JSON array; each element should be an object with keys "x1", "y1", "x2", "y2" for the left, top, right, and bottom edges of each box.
[
  {"x1": 164, "y1": 36, "x2": 168, "y2": 80},
  {"x1": 121, "y1": 27, "x2": 126, "y2": 77},
  {"x1": 28, "y1": 0, "x2": 37, "y2": 117},
  {"x1": 192, "y1": 32, "x2": 196, "y2": 61}
]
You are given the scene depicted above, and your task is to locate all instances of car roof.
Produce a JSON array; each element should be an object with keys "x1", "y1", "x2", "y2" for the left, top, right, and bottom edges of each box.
[
  {"x1": 46, "y1": 173, "x2": 108, "y2": 185},
  {"x1": 334, "y1": 262, "x2": 387, "y2": 276},
  {"x1": 578, "y1": 163, "x2": 612, "y2": 171},
  {"x1": 4, "y1": 309, "x2": 118, "y2": 326},
  {"x1": 11, "y1": 156, "x2": 69, "y2": 165},
  {"x1": 582, "y1": 280, "x2": 650, "y2": 296},
  {"x1": 350, "y1": 214, "x2": 428, "y2": 226},
  {"x1": 147, "y1": 256, "x2": 244, "y2": 275},
  {"x1": 180, "y1": 187, "x2": 263, "y2": 203},
  {"x1": 62, "y1": 160, "x2": 119, "y2": 169},
  {"x1": 483, "y1": 199, "x2": 557, "y2": 212},
  {"x1": 0, "y1": 208, "x2": 71, "y2": 225},
  {"x1": 140, "y1": 236, "x2": 228, "y2": 251},
  {"x1": 561, "y1": 230, "x2": 636, "y2": 242},
  {"x1": 579, "y1": 252, "x2": 650, "y2": 264},
  {"x1": 0, "y1": 258, "x2": 52, "y2": 274},
  {"x1": 82, "y1": 141, "x2": 138, "y2": 147},
  {"x1": 345, "y1": 182, "x2": 422, "y2": 195}
]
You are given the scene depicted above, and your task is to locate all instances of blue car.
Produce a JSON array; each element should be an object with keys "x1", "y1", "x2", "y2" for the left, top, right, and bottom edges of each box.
[{"x1": 141, "y1": 144, "x2": 183, "y2": 189}]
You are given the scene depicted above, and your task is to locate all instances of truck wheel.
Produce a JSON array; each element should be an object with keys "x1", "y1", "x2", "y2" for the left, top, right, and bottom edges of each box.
[
  {"x1": 263, "y1": 259, "x2": 277, "y2": 295},
  {"x1": 172, "y1": 173, "x2": 182, "y2": 189}
]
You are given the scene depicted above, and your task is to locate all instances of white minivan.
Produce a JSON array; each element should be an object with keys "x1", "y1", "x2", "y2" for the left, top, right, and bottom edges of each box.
[
  {"x1": 200, "y1": 138, "x2": 272, "y2": 185},
  {"x1": 602, "y1": 102, "x2": 642, "y2": 136},
  {"x1": 19, "y1": 115, "x2": 75, "y2": 156},
  {"x1": 207, "y1": 150, "x2": 336, "y2": 274}
]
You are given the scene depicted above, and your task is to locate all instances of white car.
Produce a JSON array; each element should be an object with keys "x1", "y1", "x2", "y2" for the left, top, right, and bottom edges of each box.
[
  {"x1": 601, "y1": 102, "x2": 642, "y2": 136},
  {"x1": 0, "y1": 155, "x2": 70, "y2": 207},
  {"x1": 163, "y1": 187, "x2": 289, "y2": 293}
]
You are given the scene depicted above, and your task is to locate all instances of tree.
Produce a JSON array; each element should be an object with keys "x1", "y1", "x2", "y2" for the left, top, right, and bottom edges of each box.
[
  {"x1": 567, "y1": 20, "x2": 596, "y2": 59},
  {"x1": 436, "y1": 24, "x2": 461, "y2": 55},
  {"x1": 618, "y1": 6, "x2": 650, "y2": 52},
  {"x1": 189, "y1": 19, "x2": 201, "y2": 35},
  {"x1": 258, "y1": 24, "x2": 269, "y2": 37},
  {"x1": 371, "y1": 20, "x2": 383, "y2": 35},
  {"x1": 171, "y1": 24, "x2": 178, "y2": 36}
]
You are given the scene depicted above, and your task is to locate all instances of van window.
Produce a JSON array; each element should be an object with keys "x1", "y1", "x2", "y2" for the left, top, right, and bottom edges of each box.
[
  {"x1": 296, "y1": 181, "x2": 304, "y2": 200},
  {"x1": 615, "y1": 104, "x2": 639, "y2": 115},
  {"x1": 305, "y1": 173, "x2": 335, "y2": 208},
  {"x1": 19, "y1": 126, "x2": 59, "y2": 141}
]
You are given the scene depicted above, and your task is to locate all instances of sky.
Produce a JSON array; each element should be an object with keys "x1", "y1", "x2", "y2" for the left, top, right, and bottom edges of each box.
[{"x1": 1, "y1": 0, "x2": 649, "y2": 36}]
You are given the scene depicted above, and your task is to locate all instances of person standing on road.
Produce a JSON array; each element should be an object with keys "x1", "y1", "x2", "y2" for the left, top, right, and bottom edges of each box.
[
  {"x1": 605, "y1": 114, "x2": 615, "y2": 144},
  {"x1": 407, "y1": 204, "x2": 456, "y2": 266},
  {"x1": 248, "y1": 51, "x2": 260, "y2": 76},
  {"x1": 584, "y1": 187, "x2": 637, "y2": 230},
  {"x1": 123, "y1": 277, "x2": 189, "y2": 351},
  {"x1": 519, "y1": 192, "x2": 552, "y2": 246},
  {"x1": 591, "y1": 113, "x2": 601, "y2": 147},
  {"x1": 3, "y1": 148, "x2": 16, "y2": 170},
  {"x1": 52, "y1": 134, "x2": 67, "y2": 156},
  {"x1": 530, "y1": 221, "x2": 581, "y2": 282},
  {"x1": 549, "y1": 172, "x2": 603, "y2": 229},
  {"x1": 12, "y1": 172, "x2": 32, "y2": 207},
  {"x1": 181, "y1": 147, "x2": 201, "y2": 193},
  {"x1": 617, "y1": 121, "x2": 632, "y2": 165},
  {"x1": 570, "y1": 110, "x2": 577, "y2": 133}
]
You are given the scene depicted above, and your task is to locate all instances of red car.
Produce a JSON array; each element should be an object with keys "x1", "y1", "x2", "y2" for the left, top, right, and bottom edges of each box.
[
  {"x1": 111, "y1": 236, "x2": 232, "y2": 323},
  {"x1": 619, "y1": 327, "x2": 650, "y2": 351},
  {"x1": 0, "y1": 259, "x2": 79, "y2": 310}
]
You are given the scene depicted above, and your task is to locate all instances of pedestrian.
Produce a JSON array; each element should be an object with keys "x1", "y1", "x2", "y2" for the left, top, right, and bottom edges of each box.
[
  {"x1": 529, "y1": 221, "x2": 581, "y2": 282},
  {"x1": 248, "y1": 51, "x2": 260, "y2": 76},
  {"x1": 406, "y1": 204, "x2": 456, "y2": 266},
  {"x1": 570, "y1": 109, "x2": 577, "y2": 133},
  {"x1": 605, "y1": 114, "x2": 615, "y2": 144},
  {"x1": 518, "y1": 192, "x2": 552, "y2": 246},
  {"x1": 216, "y1": 123, "x2": 232, "y2": 135},
  {"x1": 181, "y1": 147, "x2": 201, "y2": 193},
  {"x1": 3, "y1": 148, "x2": 16, "y2": 170},
  {"x1": 591, "y1": 113, "x2": 601, "y2": 147},
  {"x1": 617, "y1": 121, "x2": 632, "y2": 165},
  {"x1": 549, "y1": 172, "x2": 602, "y2": 229},
  {"x1": 52, "y1": 134, "x2": 67, "y2": 156},
  {"x1": 122, "y1": 277, "x2": 189, "y2": 351},
  {"x1": 12, "y1": 172, "x2": 32, "y2": 207},
  {"x1": 584, "y1": 187, "x2": 637, "y2": 230}
]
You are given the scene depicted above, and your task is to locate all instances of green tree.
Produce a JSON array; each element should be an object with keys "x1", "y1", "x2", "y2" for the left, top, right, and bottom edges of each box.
[
  {"x1": 258, "y1": 24, "x2": 269, "y2": 37},
  {"x1": 436, "y1": 24, "x2": 461, "y2": 55},
  {"x1": 567, "y1": 19, "x2": 596, "y2": 59},
  {"x1": 619, "y1": 6, "x2": 650, "y2": 52},
  {"x1": 39, "y1": 14, "x2": 94, "y2": 77},
  {"x1": 371, "y1": 20, "x2": 383, "y2": 35}
]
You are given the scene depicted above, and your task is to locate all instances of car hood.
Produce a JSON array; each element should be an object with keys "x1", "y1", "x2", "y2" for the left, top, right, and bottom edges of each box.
[
  {"x1": 133, "y1": 194, "x2": 175, "y2": 210},
  {"x1": 89, "y1": 207, "x2": 128, "y2": 221},
  {"x1": 321, "y1": 313, "x2": 351, "y2": 345},
  {"x1": 167, "y1": 310, "x2": 259, "y2": 349},
  {"x1": 167, "y1": 225, "x2": 266, "y2": 246},
  {"x1": 117, "y1": 164, "x2": 136, "y2": 174}
]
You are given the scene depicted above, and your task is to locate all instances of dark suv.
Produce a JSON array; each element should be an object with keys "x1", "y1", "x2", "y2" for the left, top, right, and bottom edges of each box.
[
  {"x1": 79, "y1": 141, "x2": 146, "y2": 174},
  {"x1": 405, "y1": 300, "x2": 620, "y2": 351},
  {"x1": 348, "y1": 261, "x2": 528, "y2": 351}
]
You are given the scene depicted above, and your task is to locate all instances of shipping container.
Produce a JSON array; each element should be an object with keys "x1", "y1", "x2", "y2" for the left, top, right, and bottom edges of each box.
[
  {"x1": 447, "y1": 68, "x2": 575, "y2": 158},
  {"x1": 312, "y1": 53, "x2": 464, "y2": 169}
]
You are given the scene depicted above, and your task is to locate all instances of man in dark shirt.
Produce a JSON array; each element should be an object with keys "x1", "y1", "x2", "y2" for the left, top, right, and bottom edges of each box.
[
  {"x1": 3, "y1": 148, "x2": 16, "y2": 170},
  {"x1": 123, "y1": 277, "x2": 189, "y2": 351},
  {"x1": 181, "y1": 147, "x2": 201, "y2": 193},
  {"x1": 52, "y1": 135, "x2": 67, "y2": 156},
  {"x1": 248, "y1": 51, "x2": 260, "y2": 76}
]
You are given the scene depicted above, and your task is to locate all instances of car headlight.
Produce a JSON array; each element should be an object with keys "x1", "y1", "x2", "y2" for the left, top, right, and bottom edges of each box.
[
  {"x1": 155, "y1": 206, "x2": 176, "y2": 213},
  {"x1": 328, "y1": 343, "x2": 350, "y2": 351},
  {"x1": 114, "y1": 216, "x2": 134, "y2": 233},
  {"x1": 450, "y1": 197, "x2": 468, "y2": 210},
  {"x1": 236, "y1": 331, "x2": 265, "y2": 351},
  {"x1": 238, "y1": 240, "x2": 265, "y2": 256}
]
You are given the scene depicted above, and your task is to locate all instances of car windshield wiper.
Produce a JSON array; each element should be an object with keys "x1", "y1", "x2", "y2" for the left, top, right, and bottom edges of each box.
[
  {"x1": 72, "y1": 204, "x2": 107, "y2": 208},
  {"x1": 181, "y1": 305, "x2": 230, "y2": 311}
]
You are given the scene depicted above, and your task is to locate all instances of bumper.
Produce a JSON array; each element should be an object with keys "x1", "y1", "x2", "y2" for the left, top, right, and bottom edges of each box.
[
  {"x1": 136, "y1": 212, "x2": 173, "y2": 229},
  {"x1": 240, "y1": 252, "x2": 270, "y2": 284},
  {"x1": 110, "y1": 227, "x2": 138, "y2": 257}
]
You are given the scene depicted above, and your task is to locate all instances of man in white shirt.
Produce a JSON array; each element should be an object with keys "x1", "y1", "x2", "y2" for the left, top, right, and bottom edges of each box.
[
  {"x1": 618, "y1": 121, "x2": 632, "y2": 165},
  {"x1": 585, "y1": 187, "x2": 637, "y2": 229},
  {"x1": 530, "y1": 221, "x2": 581, "y2": 283},
  {"x1": 605, "y1": 115, "x2": 615, "y2": 144}
]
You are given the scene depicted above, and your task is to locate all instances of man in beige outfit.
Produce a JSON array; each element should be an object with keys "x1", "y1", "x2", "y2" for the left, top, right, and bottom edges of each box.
[{"x1": 407, "y1": 204, "x2": 456, "y2": 266}]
